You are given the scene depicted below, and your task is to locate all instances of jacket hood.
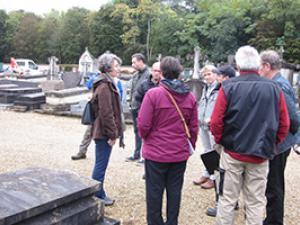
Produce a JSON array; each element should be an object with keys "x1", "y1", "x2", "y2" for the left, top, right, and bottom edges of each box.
[
  {"x1": 93, "y1": 73, "x2": 114, "y2": 89},
  {"x1": 161, "y1": 79, "x2": 190, "y2": 94}
]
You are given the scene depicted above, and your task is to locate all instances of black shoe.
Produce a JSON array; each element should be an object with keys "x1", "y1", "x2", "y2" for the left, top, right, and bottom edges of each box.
[
  {"x1": 234, "y1": 202, "x2": 239, "y2": 210},
  {"x1": 142, "y1": 174, "x2": 146, "y2": 180},
  {"x1": 206, "y1": 207, "x2": 217, "y2": 217},
  {"x1": 126, "y1": 156, "x2": 140, "y2": 162},
  {"x1": 71, "y1": 153, "x2": 86, "y2": 160},
  {"x1": 101, "y1": 196, "x2": 115, "y2": 206}
]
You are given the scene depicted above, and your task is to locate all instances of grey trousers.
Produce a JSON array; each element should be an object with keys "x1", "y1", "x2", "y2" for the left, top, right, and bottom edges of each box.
[{"x1": 78, "y1": 125, "x2": 92, "y2": 154}]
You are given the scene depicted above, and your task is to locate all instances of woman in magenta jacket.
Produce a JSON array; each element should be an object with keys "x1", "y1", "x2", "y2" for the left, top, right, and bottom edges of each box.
[{"x1": 138, "y1": 56, "x2": 198, "y2": 225}]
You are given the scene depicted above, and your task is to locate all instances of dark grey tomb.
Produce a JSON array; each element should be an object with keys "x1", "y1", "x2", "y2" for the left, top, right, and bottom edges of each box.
[
  {"x1": 0, "y1": 87, "x2": 42, "y2": 104},
  {"x1": 0, "y1": 168, "x2": 119, "y2": 225},
  {"x1": 14, "y1": 93, "x2": 46, "y2": 110}
]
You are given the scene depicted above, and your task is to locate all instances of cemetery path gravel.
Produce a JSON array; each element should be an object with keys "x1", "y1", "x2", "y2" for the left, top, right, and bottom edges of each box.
[{"x1": 0, "y1": 111, "x2": 299, "y2": 225}]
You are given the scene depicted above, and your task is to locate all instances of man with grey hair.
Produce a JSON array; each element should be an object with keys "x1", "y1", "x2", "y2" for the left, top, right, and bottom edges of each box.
[
  {"x1": 210, "y1": 46, "x2": 290, "y2": 225},
  {"x1": 126, "y1": 53, "x2": 150, "y2": 161},
  {"x1": 259, "y1": 50, "x2": 299, "y2": 225}
]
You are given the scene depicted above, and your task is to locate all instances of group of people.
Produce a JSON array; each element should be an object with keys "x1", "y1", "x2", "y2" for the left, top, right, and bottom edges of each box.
[{"x1": 72, "y1": 46, "x2": 299, "y2": 225}]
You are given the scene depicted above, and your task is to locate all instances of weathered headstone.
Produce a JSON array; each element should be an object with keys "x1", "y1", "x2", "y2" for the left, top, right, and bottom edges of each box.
[
  {"x1": 0, "y1": 167, "x2": 119, "y2": 225},
  {"x1": 39, "y1": 80, "x2": 64, "y2": 92},
  {"x1": 61, "y1": 72, "x2": 82, "y2": 89},
  {"x1": 185, "y1": 79, "x2": 204, "y2": 102},
  {"x1": 192, "y1": 46, "x2": 201, "y2": 79}
]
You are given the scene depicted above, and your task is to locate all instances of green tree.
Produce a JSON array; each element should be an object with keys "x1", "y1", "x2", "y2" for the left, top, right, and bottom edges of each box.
[
  {"x1": 88, "y1": 4, "x2": 125, "y2": 61},
  {"x1": 59, "y1": 7, "x2": 90, "y2": 63},
  {"x1": 4, "y1": 10, "x2": 26, "y2": 61},
  {"x1": 250, "y1": 0, "x2": 300, "y2": 63},
  {"x1": 36, "y1": 10, "x2": 62, "y2": 63},
  {"x1": 0, "y1": 10, "x2": 8, "y2": 61},
  {"x1": 11, "y1": 13, "x2": 41, "y2": 61}
]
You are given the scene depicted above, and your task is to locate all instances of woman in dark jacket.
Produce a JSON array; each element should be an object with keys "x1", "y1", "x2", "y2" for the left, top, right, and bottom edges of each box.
[{"x1": 91, "y1": 53, "x2": 123, "y2": 206}]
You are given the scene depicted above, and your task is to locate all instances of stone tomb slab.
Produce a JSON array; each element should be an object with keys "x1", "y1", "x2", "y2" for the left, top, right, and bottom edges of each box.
[
  {"x1": 0, "y1": 84, "x2": 19, "y2": 90},
  {"x1": 0, "y1": 167, "x2": 119, "y2": 225},
  {"x1": 0, "y1": 87, "x2": 42, "y2": 104},
  {"x1": 14, "y1": 92, "x2": 46, "y2": 109}
]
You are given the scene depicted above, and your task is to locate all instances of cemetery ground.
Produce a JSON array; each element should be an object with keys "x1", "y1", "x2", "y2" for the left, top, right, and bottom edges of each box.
[{"x1": 0, "y1": 110, "x2": 299, "y2": 225}]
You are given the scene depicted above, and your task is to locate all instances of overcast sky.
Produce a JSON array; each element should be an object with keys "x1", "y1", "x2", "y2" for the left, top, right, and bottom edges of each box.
[{"x1": 0, "y1": 0, "x2": 111, "y2": 15}]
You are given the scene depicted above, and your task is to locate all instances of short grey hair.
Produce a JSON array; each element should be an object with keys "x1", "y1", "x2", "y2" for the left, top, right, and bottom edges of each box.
[
  {"x1": 98, "y1": 53, "x2": 122, "y2": 73},
  {"x1": 235, "y1": 46, "x2": 260, "y2": 70},
  {"x1": 260, "y1": 50, "x2": 281, "y2": 70}
]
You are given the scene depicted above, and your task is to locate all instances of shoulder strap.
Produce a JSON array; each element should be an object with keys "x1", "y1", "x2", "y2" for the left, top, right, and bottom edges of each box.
[{"x1": 162, "y1": 87, "x2": 191, "y2": 139}]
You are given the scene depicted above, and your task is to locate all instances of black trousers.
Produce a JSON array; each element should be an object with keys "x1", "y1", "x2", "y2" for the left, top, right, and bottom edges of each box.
[
  {"x1": 264, "y1": 148, "x2": 291, "y2": 225},
  {"x1": 145, "y1": 159, "x2": 187, "y2": 225},
  {"x1": 131, "y1": 109, "x2": 142, "y2": 158}
]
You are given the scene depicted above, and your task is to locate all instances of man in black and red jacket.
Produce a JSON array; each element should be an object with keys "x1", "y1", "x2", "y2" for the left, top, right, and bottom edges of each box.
[{"x1": 210, "y1": 45, "x2": 290, "y2": 225}]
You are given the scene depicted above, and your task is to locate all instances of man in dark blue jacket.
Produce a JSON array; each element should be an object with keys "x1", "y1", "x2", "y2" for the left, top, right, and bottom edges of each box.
[{"x1": 260, "y1": 50, "x2": 300, "y2": 225}]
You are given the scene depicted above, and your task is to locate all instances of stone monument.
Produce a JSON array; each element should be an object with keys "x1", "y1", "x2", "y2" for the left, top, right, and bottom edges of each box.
[{"x1": 0, "y1": 167, "x2": 119, "y2": 225}]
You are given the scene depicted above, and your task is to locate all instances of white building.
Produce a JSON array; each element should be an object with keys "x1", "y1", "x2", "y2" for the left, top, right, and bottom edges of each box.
[{"x1": 78, "y1": 47, "x2": 98, "y2": 74}]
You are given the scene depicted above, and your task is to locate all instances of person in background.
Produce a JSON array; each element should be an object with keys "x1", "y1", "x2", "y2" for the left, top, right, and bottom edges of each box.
[
  {"x1": 193, "y1": 65, "x2": 220, "y2": 189},
  {"x1": 127, "y1": 53, "x2": 150, "y2": 162},
  {"x1": 71, "y1": 73, "x2": 99, "y2": 160},
  {"x1": 134, "y1": 61, "x2": 162, "y2": 164},
  {"x1": 259, "y1": 50, "x2": 300, "y2": 225},
  {"x1": 91, "y1": 53, "x2": 123, "y2": 206},
  {"x1": 138, "y1": 56, "x2": 198, "y2": 225},
  {"x1": 211, "y1": 45, "x2": 290, "y2": 225},
  {"x1": 205, "y1": 64, "x2": 236, "y2": 217},
  {"x1": 216, "y1": 64, "x2": 236, "y2": 83}
]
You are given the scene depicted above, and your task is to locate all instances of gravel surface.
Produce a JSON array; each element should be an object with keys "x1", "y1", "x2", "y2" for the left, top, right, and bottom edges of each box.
[{"x1": 0, "y1": 110, "x2": 299, "y2": 225}]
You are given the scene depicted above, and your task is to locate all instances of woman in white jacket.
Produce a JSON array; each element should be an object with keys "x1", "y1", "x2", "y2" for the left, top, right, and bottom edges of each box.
[{"x1": 193, "y1": 65, "x2": 220, "y2": 189}]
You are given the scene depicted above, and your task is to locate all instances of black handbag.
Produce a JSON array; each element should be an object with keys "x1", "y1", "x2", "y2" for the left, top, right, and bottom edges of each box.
[{"x1": 81, "y1": 101, "x2": 95, "y2": 125}]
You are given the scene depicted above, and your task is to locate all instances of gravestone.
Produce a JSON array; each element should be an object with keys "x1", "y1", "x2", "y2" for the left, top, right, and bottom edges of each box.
[
  {"x1": 0, "y1": 87, "x2": 42, "y2": 104},
  {"x1": 0, "y1": 167, "x2": 119, "y2": 225},
  {"x1": 14, "y1": 92, "x2": 46, "y2": 110},
  {"x1": 0, "y1": 84, "x2": 19, "y2": 90},
  {"x1": 185, "y1": 79, "x2": 204, "y2": 102},
  {"x1": 61, "y1": 72, "x2": 82, "y2": 89},
  {"x1": 0, "y1": 79, "x2": 39, "y2": 88},
  {"x1": 39, "y1": 80, "x2": 64, "y2": 92}
]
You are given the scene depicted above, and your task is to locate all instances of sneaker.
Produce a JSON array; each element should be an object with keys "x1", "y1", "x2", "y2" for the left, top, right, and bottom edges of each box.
[
  {"x1": 201, "y1": 179, "x2": 215, "y2": 189},
  {"x1": 101, "y1": 196, "x2": 115, "y2": 206},
  {"x1": 206, "y1": 207, "x2": 217, "y2": 217},
  {"x1": 193, "y1": 176, "x2": 209, "y2": 186},
  {"x1": 71, "y1": 153, "x2": 86, "y2": 160},
  {"x1": 126, "y1": 156, "x2": 140, "y2": 162},
  {"x1": 137, "y1": 159, "x2": 145, "y2": 164}
]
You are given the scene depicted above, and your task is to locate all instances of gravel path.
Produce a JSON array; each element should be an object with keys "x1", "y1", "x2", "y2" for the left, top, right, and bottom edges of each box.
[{"x1": 0, "y1": 111, "x2": 299, "y2": 225}]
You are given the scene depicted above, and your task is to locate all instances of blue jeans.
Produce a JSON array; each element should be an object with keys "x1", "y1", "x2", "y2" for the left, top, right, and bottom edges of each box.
[{"x1": 92, "y1": 138, "x2": 112, "y2": 199}]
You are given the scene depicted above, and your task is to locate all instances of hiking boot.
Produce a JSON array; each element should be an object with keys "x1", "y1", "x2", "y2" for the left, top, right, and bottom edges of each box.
[{"x1": 71, "y1": 153, "x2": 86, "y2": 160}]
